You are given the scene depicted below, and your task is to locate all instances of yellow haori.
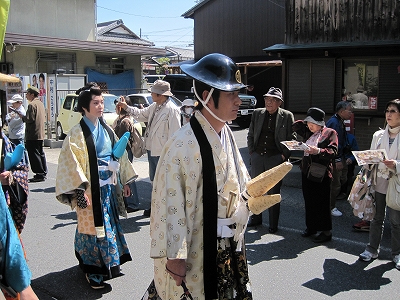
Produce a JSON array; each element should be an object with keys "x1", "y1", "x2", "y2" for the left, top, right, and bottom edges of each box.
[
  {"x1": 245, "y1": 161, "x2": 292, "y2": 198},
  {"x1": 248, "y1": 194, "x2": 281, "y2": 215}
]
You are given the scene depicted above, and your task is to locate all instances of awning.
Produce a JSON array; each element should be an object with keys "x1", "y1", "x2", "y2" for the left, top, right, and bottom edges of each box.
[
  {"x1": 263, "y1": 40, "x2": 400, "y2": 54},
  {"x1": 0, "y1": 73, "x2": 20, "y2": 83},
  {"x1": 236, "y1": 60, "x2": 282, "y2": 81},
  {"x1": 236, "y1": 60, "x2": 282, "y2": 67},
  {"x1": 5, "y1": 32, "x2": 166, "y2": 56}
]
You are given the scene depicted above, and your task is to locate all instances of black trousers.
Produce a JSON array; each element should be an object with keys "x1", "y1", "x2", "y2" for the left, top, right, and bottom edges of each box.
[
  {"x1": 25, "y1": 140, "x2": 47, "y2": 177},
  {"x1": 250, "y1": 152, "x2": 284, "y2": 229},
  {"x1": 301, "y1": 172, "x2": 332, "y2": 231}
]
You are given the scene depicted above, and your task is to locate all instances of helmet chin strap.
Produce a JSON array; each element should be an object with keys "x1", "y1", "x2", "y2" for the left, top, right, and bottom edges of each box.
[{"x1": 193, "y1": 80, "x2": 227, "y2": 124}]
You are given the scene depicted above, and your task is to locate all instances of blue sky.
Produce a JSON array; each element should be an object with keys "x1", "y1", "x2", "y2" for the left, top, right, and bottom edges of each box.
[{"x1": 96, "y1": 0, "x2": 196, "y2": 49}]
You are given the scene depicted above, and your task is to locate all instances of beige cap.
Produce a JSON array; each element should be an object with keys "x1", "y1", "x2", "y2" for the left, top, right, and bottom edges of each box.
[
  {"x1": 7, "y1": 94, "x2": 23, "y2": 103},
  {"x1": 24, "y1": 86, "x2": 39, "y2": 94},
  {"x1": 148, "y1": 80, "x2": 173, "y2": 96}
]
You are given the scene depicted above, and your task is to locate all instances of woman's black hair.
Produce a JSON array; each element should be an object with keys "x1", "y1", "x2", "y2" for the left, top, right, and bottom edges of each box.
[
  {"x1": 385, "y1": 99, "x2": 400, "y2": 112},
  {"x1": 194, "y1": 80, "x2": 221, "y2": 110},
  {"x1": 76, "y1": 83, "x2": 102, "y2": 115},
  {"x1": 75, "y1": 82, "x2": 99, "y2": 95}
]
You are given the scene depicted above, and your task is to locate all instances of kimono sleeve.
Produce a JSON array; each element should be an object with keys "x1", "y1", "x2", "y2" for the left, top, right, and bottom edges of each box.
[
  {"x1": 55, "y1": 134, "x2": 89, "y2": 206},
  {"x1": 150, "y1": 134, "x2": 199, "y2": 259}
]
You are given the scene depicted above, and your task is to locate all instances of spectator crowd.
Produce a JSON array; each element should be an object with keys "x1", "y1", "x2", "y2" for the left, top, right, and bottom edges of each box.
[{"x1": 1, "y1": 53, "x2": 400, "y2": 300}]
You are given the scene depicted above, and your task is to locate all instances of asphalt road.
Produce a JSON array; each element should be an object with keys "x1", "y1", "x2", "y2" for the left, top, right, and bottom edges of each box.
[{"x1": 20, "y1": 125, "x2": 398, "y2": 300}]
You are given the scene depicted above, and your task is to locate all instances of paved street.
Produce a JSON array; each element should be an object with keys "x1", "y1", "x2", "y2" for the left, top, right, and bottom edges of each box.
[{"x1": 21, "y1": 125, "x2": 398, "y2": 300}]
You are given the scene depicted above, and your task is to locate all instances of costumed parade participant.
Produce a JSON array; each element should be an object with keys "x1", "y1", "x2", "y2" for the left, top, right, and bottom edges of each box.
[
  {"x1": 0, "y1": 184, "x2": 37, "y2": 300},
  {"x1": 55, "y1": 86, "x2": 137, "y2": 289},
  {"x1": 142, "y1": 53, "x2": 291, "y2": 300},
  {"x1": 0, "y1": 120, "x2": 29, "y2": 234}
]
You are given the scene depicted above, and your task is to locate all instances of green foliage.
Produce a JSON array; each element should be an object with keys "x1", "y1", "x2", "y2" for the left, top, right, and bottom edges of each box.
[{"x1": 155, "y1": 57, "x2": 170, "y2": 75}]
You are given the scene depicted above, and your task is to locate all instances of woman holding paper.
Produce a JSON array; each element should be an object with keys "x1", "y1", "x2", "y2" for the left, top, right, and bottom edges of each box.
[
  {"x1": 359, "y1": 99, "x2": 400, "y2": 270},
  {"x1": 292, "y1": 107, "x2": 338, "y2": 243}
]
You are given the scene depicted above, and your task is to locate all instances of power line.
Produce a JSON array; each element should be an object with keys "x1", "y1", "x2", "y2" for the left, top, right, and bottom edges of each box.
[
  {"x1": 98, "y1": 5, "x2": 182, "y2": 19},
  {"x1": 143, "y1": 27, "x2": 192, "y2": 34}
]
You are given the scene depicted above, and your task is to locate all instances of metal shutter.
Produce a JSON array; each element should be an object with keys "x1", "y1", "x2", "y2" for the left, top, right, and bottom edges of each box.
[
  {"x1": 310, "y1": 59, "x2": 335, "y2": 113},
  {"x1": 287, "y1": 59, "x2": 310, "y2": 113}
]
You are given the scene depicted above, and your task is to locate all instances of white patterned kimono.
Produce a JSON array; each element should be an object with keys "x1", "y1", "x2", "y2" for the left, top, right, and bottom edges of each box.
[{"x1": 149, "y1": 112, "x2": 251, "y2": 299}]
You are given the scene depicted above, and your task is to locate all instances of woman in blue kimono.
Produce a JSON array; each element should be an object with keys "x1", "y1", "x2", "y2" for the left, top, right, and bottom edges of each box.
[
  {"x1": 55, "y1": 86, "x2": 137, "y2": 289},
  {"x1": 0, "y1": 126, "x2": 29, "y2": 234}
]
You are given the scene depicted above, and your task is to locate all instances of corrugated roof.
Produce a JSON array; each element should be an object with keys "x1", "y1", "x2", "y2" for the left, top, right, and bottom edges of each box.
[
  {"x1": 98, "y1": 35, "x2": 153, "y2": 47},
  {"x1": 5, "y1": 32, "x2": 166, "y2": 56},
  {"x1": 165, "y1": 47, "x2": 194, "y2": 60}
]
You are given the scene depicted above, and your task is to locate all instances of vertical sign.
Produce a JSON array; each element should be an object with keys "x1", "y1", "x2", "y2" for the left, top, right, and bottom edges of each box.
[
  {"x1": 369, "y1": 96, "x2": 377, "y2": 110},
  {"x1": 48, "y1": 75, "x2": 56, "y2": 124}
]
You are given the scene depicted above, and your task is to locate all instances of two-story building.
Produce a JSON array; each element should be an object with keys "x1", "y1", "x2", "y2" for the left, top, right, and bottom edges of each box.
[
  {"x1": 182, "y1": 0, "x2": 286, "y2": 107},
  {"x1": 264, "y1": 0, "x2": 400, "y2": 149},
  {"x1": 2, "y1": 0, "x2": 165, "y2": 92}
]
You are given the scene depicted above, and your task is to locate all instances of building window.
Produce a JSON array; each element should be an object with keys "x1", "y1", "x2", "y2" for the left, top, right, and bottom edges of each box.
[
  {"x1": 343, "y1": 60, "x2": 379, "y2": 110},
  {"x1": 37, "y1": 51, "x2": 76, "y2": 74},
  {"x1": 95, "y1": 56, "x2": 125, "y2": 74}
]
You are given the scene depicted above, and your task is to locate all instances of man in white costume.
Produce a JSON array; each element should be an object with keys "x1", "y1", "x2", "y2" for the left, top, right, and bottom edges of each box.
[{"x1": 143, "y1": 53, "x2": 253, "y2": 300}]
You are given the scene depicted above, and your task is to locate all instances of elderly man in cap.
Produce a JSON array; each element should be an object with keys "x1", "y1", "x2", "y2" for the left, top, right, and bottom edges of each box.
[
  {"x1": 6, "y1": 94, "x2": 26, "y2": 145},
  {"x1": 117, "y1": 80, "x2": 180, "y2": 216},
  {"x1": 16, "y1": 86, "x2": 47, "y2": 182},
  {"x1": 247, "y1": 87, "x2": 296, "y2": 230}
]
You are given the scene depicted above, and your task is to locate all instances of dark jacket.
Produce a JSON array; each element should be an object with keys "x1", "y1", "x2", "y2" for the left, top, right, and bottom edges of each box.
[
  {"x1": 22, "y1": 98, "x2": 45, "y2": 140},
  {"x1": 247, "y1": 107, "x2": 296, "y2": 159},
  {"x1": 326, "y1": 114, "x2": 348, "y2": 160}
]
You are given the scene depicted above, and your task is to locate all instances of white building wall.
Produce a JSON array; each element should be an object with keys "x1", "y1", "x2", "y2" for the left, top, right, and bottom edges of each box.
[
  {"x1": 7, "y1": 0, "x2": 96, "y2": 41},
  {"x1": 4, "y1": 47, "x2": 37, "y2": 75},
  {"x1": 76, "y1": 52, "x2": 95, "y2": 74},
  {"x1": 125, "y1": 55, "x2": 142, "y2": 89}
]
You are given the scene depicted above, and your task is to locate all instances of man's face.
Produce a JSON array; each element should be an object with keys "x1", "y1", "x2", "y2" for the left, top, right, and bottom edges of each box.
[
  {"x1": 26, "y1": 92, "x2": 34, "y2": 101},
  {"x1": 264, "y1": 96, "x2": 282, "y2": 114},
  {"x1": 338, "y1": 105, "x2": 353, "y2": 120},
  {"x1": 151, "y1": 92, "x2": 167, "y2": 105},
  {"x1": 208, "y1": 90, "x2": 241, "y2": 122}
]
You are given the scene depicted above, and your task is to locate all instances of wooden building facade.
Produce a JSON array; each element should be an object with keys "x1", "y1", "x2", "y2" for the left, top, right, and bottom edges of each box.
[
  {"x1": 264, "y1": 0, "x2": 400, "y2": 149},
  {"x1": 182, "y1": 0, "x2": 286, "y2": 106}
]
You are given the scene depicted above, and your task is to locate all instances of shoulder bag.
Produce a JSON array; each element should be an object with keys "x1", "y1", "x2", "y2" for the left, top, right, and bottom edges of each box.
[
  {"x1": 348, "y1": 166, "x2": 376, "y2": 220},
  {"x1": 307, "y1": 161, "x2": 327, "y2": 183},
  {"x1": 130, "y1": 126, "x2": 146, "y2": 158},
  {"x1": 115, "y1": 115, "x2": 146, "y2": 158},
  {"x1": 386, "y1": 174, "x2": 400, "y2": 211}
]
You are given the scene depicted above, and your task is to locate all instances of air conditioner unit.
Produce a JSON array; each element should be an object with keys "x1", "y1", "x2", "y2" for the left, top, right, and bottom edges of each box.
[
  {"x1": 7, "y1": 63, "x2": 14, "y2": 74},
  {"x1": 0, "y1": 63, "x2": 7, "y2": 73},
  {"x1": 0, "y1": 63, "x2": 14, "y2": 74}
]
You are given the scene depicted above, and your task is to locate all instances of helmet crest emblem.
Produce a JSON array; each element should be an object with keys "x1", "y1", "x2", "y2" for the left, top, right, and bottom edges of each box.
[{"x1": 235, "y1": 70, "x2": 242, "y2": 83}]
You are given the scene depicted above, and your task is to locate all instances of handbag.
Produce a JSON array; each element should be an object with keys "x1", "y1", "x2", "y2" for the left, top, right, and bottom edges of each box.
[
  {"x1": 386, "y1": 174, "x2": 400, "y2": 211},
  {"x1": 348, "y1": 166, "x2": 376, "y2": 220},
  {"x1": 130, "y1": 126, "x2": 146, "y2": 158},
  {"x1": 307, "y1": 162, "x2": 327, "y2": 183}
]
